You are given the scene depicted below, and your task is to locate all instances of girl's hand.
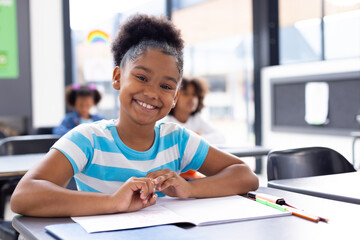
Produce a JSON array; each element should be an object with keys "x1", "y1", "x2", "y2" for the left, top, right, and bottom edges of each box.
[
  {"x1": 146, "y1": 169, "x2": 192, "y2": 198},
  {"x1": 112, "y1": 177, "x2": 157, "y2": 213}
]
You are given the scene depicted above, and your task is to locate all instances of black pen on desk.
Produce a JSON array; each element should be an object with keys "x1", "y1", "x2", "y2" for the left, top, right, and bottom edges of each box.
[{"x1": 248, "y1": 192, "x2": 285, "y2": 205}]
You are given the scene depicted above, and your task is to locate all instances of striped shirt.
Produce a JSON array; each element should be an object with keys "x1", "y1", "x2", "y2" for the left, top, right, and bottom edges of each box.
[{"x1": 52, "y1": 119, "x2": 209, "y2": 195}]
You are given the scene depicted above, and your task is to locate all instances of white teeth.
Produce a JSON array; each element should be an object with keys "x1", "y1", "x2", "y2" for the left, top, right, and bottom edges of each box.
[{"x1": 137, "y1": 100, "x2": 155, "y2": 110}]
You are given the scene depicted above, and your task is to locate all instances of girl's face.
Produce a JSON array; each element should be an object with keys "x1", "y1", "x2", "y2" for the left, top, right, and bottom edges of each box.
[
  {"x1": 176, "y1": 84, "x2": 199, "y2": 115},
  {"x1": 74, "y1": 96, "x2": 94, "y2": 119},
  {"x1": 113, "y1": 49, "x2": 180, "y2": 126}
]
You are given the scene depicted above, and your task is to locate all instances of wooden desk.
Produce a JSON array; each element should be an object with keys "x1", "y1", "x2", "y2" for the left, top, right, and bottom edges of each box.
[
  {"x1": 268, "y1": 172, "x2": 360, "y2": 204},
  {"x1": 12, "y1": 187, "x2": 360, "y2": 240},
  {"x1": 0, "y1": 153, "x2": 46, "y2": 179},
  {"x1": 219, "y1": 146, "x2": 270, "y2": 174}
]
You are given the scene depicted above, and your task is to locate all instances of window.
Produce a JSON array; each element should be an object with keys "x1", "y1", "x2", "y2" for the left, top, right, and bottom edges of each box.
[
  {"x1": 69, "y1": 0, "x2": 166, "y2": 119},
  {"x1": 279, "y1": 0, "x2": 360, "y2": 64},
  {"x1": 279, "y1": 0, "x2": 323, "y2": 64},
  {"x1": 324, "y1": 0, "x2": 360, "y2": 59},
  {"x1": 171, "y1": 0, "x2": 255, "y2": 146}
]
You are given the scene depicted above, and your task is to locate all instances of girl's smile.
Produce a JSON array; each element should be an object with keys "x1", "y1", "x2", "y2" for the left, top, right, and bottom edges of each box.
[{"x1": 134, "y1": 99, "x2": 159, "y2": 111}]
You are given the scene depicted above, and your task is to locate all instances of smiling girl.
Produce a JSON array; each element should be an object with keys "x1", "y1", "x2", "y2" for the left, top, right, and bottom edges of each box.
[{"x1": 10, "y1": 14, "x2": 258, "y2": 217}]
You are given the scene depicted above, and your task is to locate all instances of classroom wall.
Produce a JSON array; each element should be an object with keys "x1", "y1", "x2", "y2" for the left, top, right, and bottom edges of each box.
[
  {"x1": 261, "y1": 58, "x2": 360, "y2": 164},
  {"x1": 30, "y1": 0, "x2": 65, "y2": 129},
  {"x1": 0, "y1": 0, "x2": 32, "y2": 134}
]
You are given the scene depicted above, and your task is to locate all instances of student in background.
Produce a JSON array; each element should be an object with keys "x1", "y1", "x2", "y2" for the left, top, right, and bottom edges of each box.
[
  {"x1": 161, "y1": 77, "x2": 225, "y2": 179},
  {"x1": 161, "y1": 77, "x2": 225, "y2": 145},
  {"x1": 52, "y1": 84, "x2": 104, "y2": 136},
  {"x1": 11, "y1": 14, "x2": 258, "y2": 217}
]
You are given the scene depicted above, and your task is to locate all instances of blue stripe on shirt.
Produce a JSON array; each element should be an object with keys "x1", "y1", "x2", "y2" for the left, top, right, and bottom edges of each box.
[
  {"x1": 93, "y1": 135, "x2": 120, "y2": 153},
  {"x1": 64, "y1": 130, "x2": 94, "y2": 161},
  {"x1": 82, "y1": 158, "x2": 182, "y2": 181},
  {"x1": 181, "y1": 139, "x2": 209, "y2": 172},
  {"x1": 177, "y1": 128, "x2": 190, "y2": 160}
]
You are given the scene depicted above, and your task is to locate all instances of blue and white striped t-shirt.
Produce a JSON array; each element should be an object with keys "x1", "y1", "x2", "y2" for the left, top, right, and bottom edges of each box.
[{"x1": 52, "y1": 119, "x2": 209, "y2": 195}]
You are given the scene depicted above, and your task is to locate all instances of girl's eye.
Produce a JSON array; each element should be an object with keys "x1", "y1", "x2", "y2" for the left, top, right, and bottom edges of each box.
[
  {"x1": 161, "y1": 84, "x2": 173, "y2": 90},
  {"x1": 136, "y1": 76, "x2": 146, "y2": 82}
]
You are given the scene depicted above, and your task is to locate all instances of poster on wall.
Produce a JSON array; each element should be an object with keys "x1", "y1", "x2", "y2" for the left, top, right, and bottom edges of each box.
[{"x1": 0, "y1": 0, "x2": 19, "y2": 78}]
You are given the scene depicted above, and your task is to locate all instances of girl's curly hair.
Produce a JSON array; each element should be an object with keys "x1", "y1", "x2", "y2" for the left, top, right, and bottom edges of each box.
[
  {"x1": 65, "y1": 84, "x2": 102, "y2": 108},
  {"x1": 169, "y1": 77, "x2": 208, "y2": 116},
  {"x1": 111, "y1": 14, "x2": 184, "y2": 76}
]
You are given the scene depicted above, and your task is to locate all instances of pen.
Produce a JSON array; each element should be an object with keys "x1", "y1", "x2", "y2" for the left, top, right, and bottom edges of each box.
[
  {"x1": 248, "y1": 192, "x2": 329, "y2": 223},
  {"x1": 248, "y1": 192, "x2": 286, "y2": 205},
  {"x1": 256, "y1": 198, "x2": 287, "y2": 212},
  {"x1": 286, "y1": 206, "x2": 320, "y2": 222}
]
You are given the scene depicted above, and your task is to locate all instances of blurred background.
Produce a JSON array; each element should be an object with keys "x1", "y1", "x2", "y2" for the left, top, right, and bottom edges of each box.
[{"x1": 0, "y1": 0, "x2": 359, "y2": 166}]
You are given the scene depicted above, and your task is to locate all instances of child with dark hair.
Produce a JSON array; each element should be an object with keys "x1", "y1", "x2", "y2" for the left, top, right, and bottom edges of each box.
[
  {"x1": 11, "y1": 14, "x2": 258, "y2": 217},
  {"x1": 163, "y1": 77, "x2": 225, "y2": 145},
  {"x1": 52, "y1": 84, "x2": 104, "y2": 136},
  {"x1": 162, "y1": 77, "x2": 226, "y2": 179}
]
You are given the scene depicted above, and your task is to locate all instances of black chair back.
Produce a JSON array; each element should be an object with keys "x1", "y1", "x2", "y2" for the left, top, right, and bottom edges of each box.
[
  {"x1": 0, "y1": 134, "x2": 59, "y2": 156},
  {"x1": 267, "y1": 147, "x2": 356, "y2": 181},
  {"x1": 35, "y1": 127, "x2": 54, "y2": 135}
]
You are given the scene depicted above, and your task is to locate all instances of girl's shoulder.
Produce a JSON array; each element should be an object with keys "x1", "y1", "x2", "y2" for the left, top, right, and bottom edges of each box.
[
  {"x1": 71, "y1": 119, "x2": 116, "y2": 137},
  {"x1": 157, "y1": 121, "x2": 196, "y2": 138},
  {"x1": 158, "y1": 121, "x2": 180, "y2": 129}
]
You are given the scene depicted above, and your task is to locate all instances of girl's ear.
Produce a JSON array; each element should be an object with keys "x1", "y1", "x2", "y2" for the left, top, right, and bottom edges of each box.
[{"x1": 112, "y1": 66, "x2": 121, "y2": 90}]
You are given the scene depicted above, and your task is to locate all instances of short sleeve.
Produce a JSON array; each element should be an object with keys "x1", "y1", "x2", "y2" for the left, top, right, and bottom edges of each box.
[
  {"x1": 52, "y1": 124, "x2": 95, "y2": 174},
  {"x1": 177, "y1": 127, "x2": 209, "y2": 173}
]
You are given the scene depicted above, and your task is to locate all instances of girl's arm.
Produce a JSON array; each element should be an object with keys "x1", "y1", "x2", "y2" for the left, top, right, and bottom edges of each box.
[
  {"x1": 10, "y1": 149, "x2": 156, "y2": 217},
  {"x1": 188, "y1": 146, "x2": 259, "y2": 197},
  {"x1": 147, "y1": 146, "x2": 259, "y2": 198}
]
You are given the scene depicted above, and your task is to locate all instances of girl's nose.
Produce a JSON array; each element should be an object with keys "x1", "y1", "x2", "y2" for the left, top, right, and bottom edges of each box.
[{"x1": 143, "y1": 84, "x2": 158, "y2": 99}]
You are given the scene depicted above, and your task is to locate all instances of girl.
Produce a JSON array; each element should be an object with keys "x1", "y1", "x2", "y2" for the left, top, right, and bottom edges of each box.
[
  {"x1": 162, "y1": 77, "x2": 225, "y2": 145},
  {"x1": 52, "y1": 84, "x2": 104, "y2": 136},
  {"x1": 162, "y1": 77, "x2": 225, "y2": 179},
  {"x1": 11, "y1": 14, "x2": 258, "y2": 217}
]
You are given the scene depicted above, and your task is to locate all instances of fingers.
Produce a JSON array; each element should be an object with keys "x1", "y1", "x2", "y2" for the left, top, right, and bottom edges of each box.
[
  {"x1": 127, "y1": 177, "x2": 156, "y2": 204},
  {"x1": 146, "y1": 169, "x2": 170, "y2": 180},
  {"x1": 147, "y1": 169, "x2": 180, "y2": 191},
  {"x1": 145, "y1": 193, "x2": 158, "y2": 207},
  {"x1": 147, "y1": 169, "x2": 174, "y2": 183},
  {"x1": 155, "y1": 177, "x2": 177, "y2": 191}
]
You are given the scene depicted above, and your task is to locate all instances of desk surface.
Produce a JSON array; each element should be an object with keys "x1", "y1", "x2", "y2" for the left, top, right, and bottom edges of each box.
[
  {"x1": 12, "y1": 186, "x2": 360, "y2": 240},
  {"x1": 218, "y1": 145, "x2": 270, "y2": 157},
  {"x1": 268, "y1": 172, "x2": 360, "y2": 204},
  {"x1": 0, "y1": 153, "x2": 46, "y2": 179},
  {"x1": 219, "y1": 146, "x2": 270, "y2": 174}
]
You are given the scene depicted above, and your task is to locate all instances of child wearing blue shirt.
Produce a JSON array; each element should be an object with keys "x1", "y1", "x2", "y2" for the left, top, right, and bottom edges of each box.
[
  {"x1": 11, "y1": 14, "x2": 258, "y2": 217},
  {"x1": 53, "y1": 84, "x2": 104, "y2": 136}
]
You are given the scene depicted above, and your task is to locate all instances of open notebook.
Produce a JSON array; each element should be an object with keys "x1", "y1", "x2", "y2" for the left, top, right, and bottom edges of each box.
[{"x1": 71, "y1": 195, "x2": 291, "y2": 233}]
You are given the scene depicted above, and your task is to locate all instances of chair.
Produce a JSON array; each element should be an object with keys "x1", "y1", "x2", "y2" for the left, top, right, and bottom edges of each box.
[
  {"x1": 35, "y1": 127, "x2": 55, "y2": 135},
  {"x1": 267, "y1": 146, "x2": 356, "y2": 181},
  {"x1": 0, "y1": 134, "x2": 60, "y2": 240},
  {"x1": 0, "y1": 134, "x2": 60, "y2": 156}
]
